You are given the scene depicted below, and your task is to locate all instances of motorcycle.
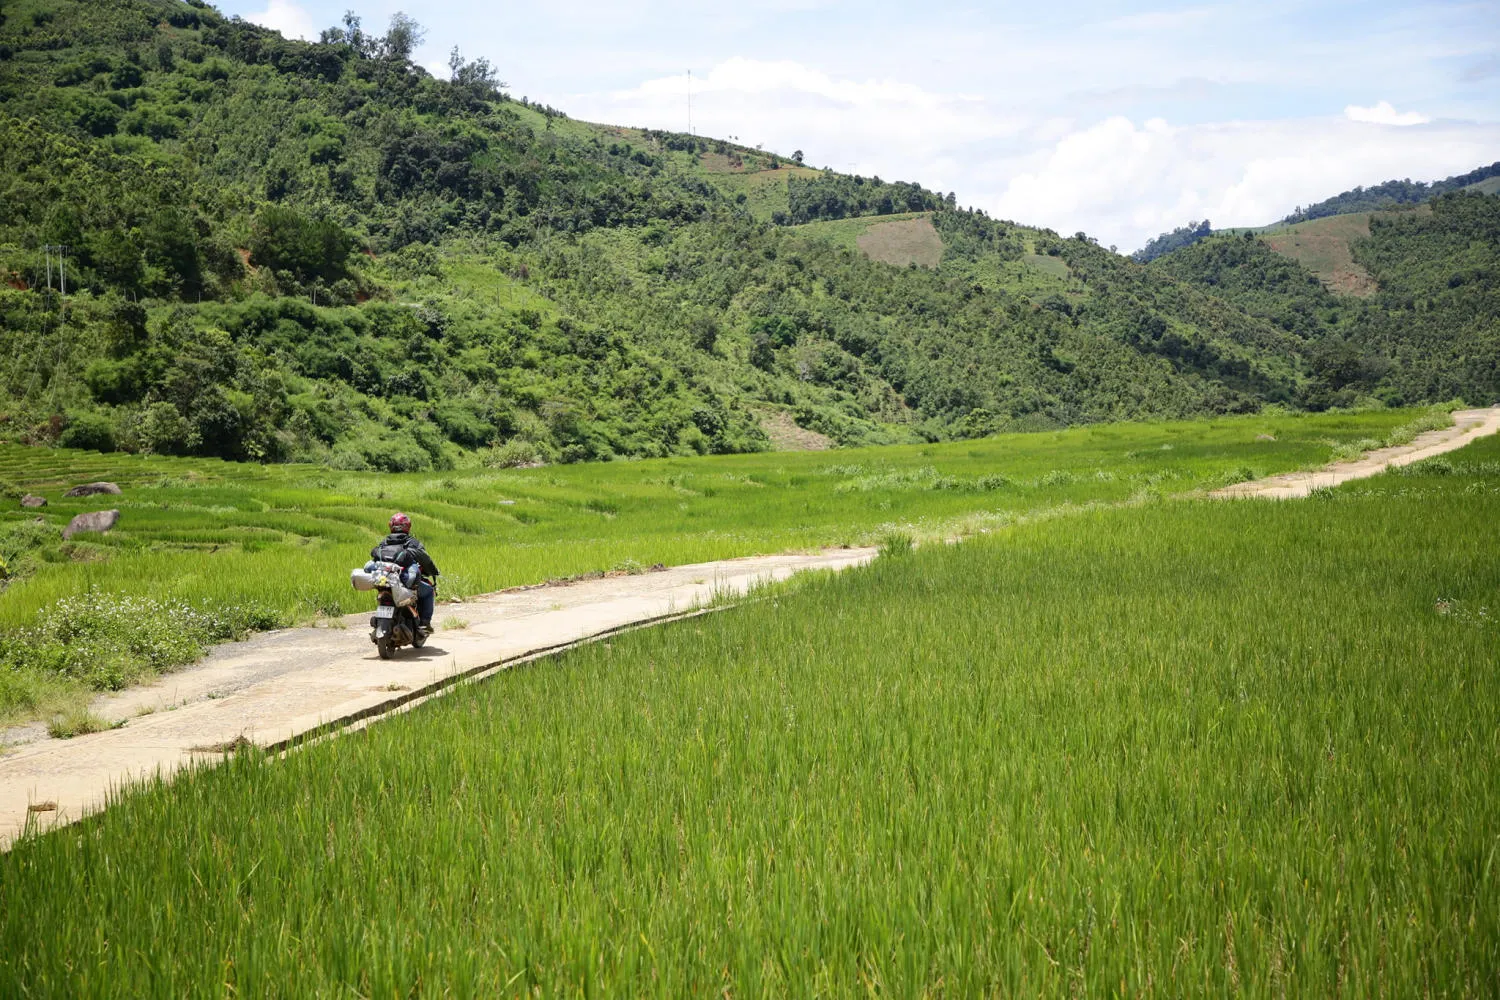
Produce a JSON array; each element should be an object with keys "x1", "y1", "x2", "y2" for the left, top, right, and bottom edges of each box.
[{"x1": 351, "y1": 561, "x2": 430, "y2": 659}]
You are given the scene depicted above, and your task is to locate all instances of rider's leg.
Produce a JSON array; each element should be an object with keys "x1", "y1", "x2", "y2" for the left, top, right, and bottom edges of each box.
[{"x1": 417, "y1": 581, "x2": 435, "y2": 627}]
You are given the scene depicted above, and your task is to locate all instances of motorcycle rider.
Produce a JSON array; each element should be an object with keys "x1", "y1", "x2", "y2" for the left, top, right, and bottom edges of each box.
[{"x1": 371, "y1": 512, "x2": 439, "y2": 634}]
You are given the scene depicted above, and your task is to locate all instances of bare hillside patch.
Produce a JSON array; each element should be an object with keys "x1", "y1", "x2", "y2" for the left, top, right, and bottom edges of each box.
[
  {"x1": 1022, "y1": 253, "x2": 1070, "y2": 282},
  {"x1": 855, "y1": 216, "x2": 944, "y2": 269},
  {"x1": 1261, "y1": 205, "x2": 1431, "y2": 298},
  {"x1": 705, "y1": 166, "x2": 821, "y2": 222},
  {"x1": 1262, "y1": 214, "x2": 1378, "y2": 296},
  {"x1": 758, "y1": 409, "x2": 833, "y2": 451},
  {"x1": 699, "y1": 151, "x2": 752, "y2": 174}
]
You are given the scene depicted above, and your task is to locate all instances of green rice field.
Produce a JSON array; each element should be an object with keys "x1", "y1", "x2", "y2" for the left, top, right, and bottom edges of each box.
[
  {"x1": 1, "y1": 419, "x2": 1496, "y2": 995},
  {"x1": 0, "y1": 408, "x2": 1430, "y2": 722},
  {"x1": 0, "y1": 407, "x2": 1425, "y2": 626}
]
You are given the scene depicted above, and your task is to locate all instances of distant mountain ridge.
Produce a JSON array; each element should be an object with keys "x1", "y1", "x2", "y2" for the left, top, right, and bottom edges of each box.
[
  {"x1": 1148, "y1": 189, "x2": 1500, "y2": 408},
  {"x1": 1282, "y1": 161, "x2": 1500, "y2": 225},
  {"x1": 1134, "y1": 161, "x2": 1500, "y2": 262}
]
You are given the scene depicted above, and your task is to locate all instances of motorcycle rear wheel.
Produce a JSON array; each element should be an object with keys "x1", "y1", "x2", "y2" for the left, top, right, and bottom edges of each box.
[{"x1": 376, "y1": 636, "x2": 396, "y2": 660}]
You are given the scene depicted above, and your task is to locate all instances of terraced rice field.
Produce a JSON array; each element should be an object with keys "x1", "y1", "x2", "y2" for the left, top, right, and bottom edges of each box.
[
  {"x1": 1, "y1": 427, "x2": 1495, "y2": 996},
  {"x1": 0, "y1": 409, "x2": 1439, "y2": 722}
]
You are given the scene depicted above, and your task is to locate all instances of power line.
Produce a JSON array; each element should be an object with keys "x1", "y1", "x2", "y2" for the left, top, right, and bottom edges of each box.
[{"x1": 43, "y1": 244, "x2": 69, "y2": 298}]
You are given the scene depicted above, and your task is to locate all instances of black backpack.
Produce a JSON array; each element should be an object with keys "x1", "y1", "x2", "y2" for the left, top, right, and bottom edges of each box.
[{"x1": 374, "y1": 536, "x2": 417, "y2": 568}]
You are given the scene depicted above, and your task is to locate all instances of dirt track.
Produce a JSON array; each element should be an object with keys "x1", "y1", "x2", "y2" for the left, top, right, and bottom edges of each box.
[
  {"x1": 0, "y1": 548, "x2": 874, "y2": 847},
  {"x1": 1212, "y1": 407, "x2": 1500, "y2": 499}
]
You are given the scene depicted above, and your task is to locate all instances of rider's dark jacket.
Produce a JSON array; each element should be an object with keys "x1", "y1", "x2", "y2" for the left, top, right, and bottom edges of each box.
[{"x1": 370, "y1": 532, "x2": 440, "y2": 578}]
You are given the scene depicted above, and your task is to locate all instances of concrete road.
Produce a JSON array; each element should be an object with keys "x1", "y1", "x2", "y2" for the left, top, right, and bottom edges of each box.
[
  {"x1": 1212, "y1": 407, "x2": 1500, "y2": 499},
  {"x1": 0, "y1": 548, "x2": 875, "y2": 847}
]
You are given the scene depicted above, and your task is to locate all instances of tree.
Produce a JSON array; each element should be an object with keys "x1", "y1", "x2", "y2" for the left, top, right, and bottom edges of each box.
[
  {"x1": 448, "y1": 46, "x2": 504, "y2": 98},
  {"x1": 321, "y1": 10, "x2": 372, "y2": 56},
  {"x1": 1131, "y1": 220, "x2": 1212, "y2": 263},
  {"x1": 249, "y1": 207, "x2": 355, "y2": 285},
  {"x1": 382, "y1": 12, "x2": 425, "y2": 62},
  {"x1": 792, "y1": 150, "x2": 804, "y2": 165}
]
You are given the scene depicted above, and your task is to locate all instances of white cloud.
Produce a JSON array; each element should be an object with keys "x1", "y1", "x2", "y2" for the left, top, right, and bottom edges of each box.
[
  {"x1": 1345, "y1": 101, "x2": 1431, "y2": 126},
  {"x1": 570, "y1": 55, "x2": 1500, "y2": 251},
  {"x1": 570, "y1": 57, "x2": 1025, "y2": 188},
  {"x1": 989, "y1": 114, "x2": 1500, "y2": 250},
  {"x1": 244, "y1": 0, "x2": 316, "y2": 41}
]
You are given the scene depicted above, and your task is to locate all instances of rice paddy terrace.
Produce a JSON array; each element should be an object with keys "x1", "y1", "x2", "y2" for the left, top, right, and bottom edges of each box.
[{"x1": 1, "y1": 405, "x2": 1497, "y2": 995}]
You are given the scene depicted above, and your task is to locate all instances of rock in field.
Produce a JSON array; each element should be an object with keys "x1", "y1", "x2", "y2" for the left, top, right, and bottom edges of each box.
[
  {"x1": 62, "y1": 509, "x2": 119, "y2": 540},
  {"x1": 64, "y1": 482, "x2": 122, "y2": 498},
  {"x1": 20, "y1": 494, "x2": 46, "y2": 508}
]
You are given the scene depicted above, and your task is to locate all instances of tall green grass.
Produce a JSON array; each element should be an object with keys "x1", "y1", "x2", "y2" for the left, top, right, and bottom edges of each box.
[
  {"x1": 0, "y1": 408, "x2": 1422, "y2": 625},
  {"x1": 0, "y1": 408, "x2": 1443, "y2": 720},
  {"x1": 2, "y1": 427, "x2": 1494, "y2": 996}
]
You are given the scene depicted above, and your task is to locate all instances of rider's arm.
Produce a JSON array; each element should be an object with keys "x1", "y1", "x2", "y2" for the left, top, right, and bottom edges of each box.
[{"x1": 408, "y1": 539, "x2": 439, "y2": 577}]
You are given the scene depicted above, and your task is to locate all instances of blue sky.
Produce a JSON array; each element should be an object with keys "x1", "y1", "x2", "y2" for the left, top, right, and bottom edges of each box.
[{"x1": 226, "y1": 0, "x2": 1500, "y2": 249}]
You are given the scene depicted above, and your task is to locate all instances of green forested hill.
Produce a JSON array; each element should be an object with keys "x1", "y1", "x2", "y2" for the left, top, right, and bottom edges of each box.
[
  {"x1": 1150, "y1": 192, "x2": 1500, "y2": 407},
  {"x1": 1280, "y1": 162, "x2": 1500, "y2": 225},
  {"x1": 0, "y1": 0, "x2": 1484, "y2": 469}
]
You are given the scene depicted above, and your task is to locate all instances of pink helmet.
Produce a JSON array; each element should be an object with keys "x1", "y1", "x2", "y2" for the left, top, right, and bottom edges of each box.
[{"x1": 389, "y1": 512, "x2": 411, "y2": 533}]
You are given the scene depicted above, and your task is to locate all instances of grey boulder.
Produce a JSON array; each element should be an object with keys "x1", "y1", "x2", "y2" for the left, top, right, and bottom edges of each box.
[
  {"x1": 62, "y1": 509, "x2": 119, "y2": 540},
  {"x1": 64, "y1": 482, "x2": 122, "y2": 498},
  {"x1": 20, "y1": 495, "x2": 46, "y2": 508}
]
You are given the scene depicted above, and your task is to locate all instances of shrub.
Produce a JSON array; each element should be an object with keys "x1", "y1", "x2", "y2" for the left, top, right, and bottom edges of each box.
[
  {"x1": 432, "y1": 400, "x2": 493, "y2": 447},
  {"x1": 86, "y1": 359, "x2": 144, "y2": 407},
  {"x1": 2, "y1": 592, "x2": 285, "y2": 692},
  {"x1": 482, "y1": 438, "x2": 547, "y2": 468},
  {"x1": 1394, "y1": 457, "x2": 1455, "y2": 477},
  {"x1": 878, "y1": 531, "x2": 914, "y2": 557},
  {"x1": 337, "y1": 432, "x2": 434, "y2": 473},
  {"x1": 138, "y1": 401, "x2": 192, "y2": 455},
  {"x1": 835, "y1": 467, "x2": 957, "y2": 493},
  {"x1": 328, "y1": 446, "x2": 370, "y2": 471},
  {"x1": 1384, "y1": 407, "x2": 1458, "y2": 448},
  {"x1": 59, "y1": 411, "x2": 117, "y2": 452},
  {"x1": 249, "y1": 206, "x2": 356, "y2": 284},
  {"x1": 47, "y1": 709, "x2": 117, "y2": 739}
]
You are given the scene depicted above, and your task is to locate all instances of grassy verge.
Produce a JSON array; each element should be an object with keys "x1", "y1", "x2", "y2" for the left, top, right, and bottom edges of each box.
[
  {"x1": 0, "y1": 408, "x2": 1432, "y2": 723},
  {"x1": 2, "y1": 431, "x2": 1496, "y2": 994},
  {"x1": 1324, "y1": 401, "x2": 1462, "y2": 461}
]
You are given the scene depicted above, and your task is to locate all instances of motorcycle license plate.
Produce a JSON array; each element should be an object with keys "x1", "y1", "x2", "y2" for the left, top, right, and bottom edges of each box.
[{"x1": 373, "y1": 606, "x2": 395, "y2": 620}]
